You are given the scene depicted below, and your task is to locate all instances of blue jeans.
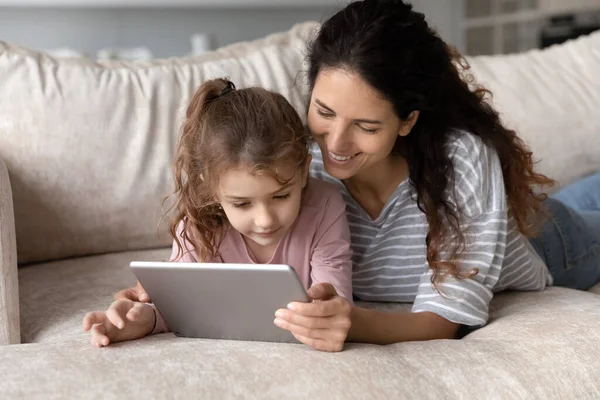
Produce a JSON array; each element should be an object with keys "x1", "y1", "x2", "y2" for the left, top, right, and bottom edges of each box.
[{"x1": 529, "y1": 172, "x2": 600, "y2": 290}]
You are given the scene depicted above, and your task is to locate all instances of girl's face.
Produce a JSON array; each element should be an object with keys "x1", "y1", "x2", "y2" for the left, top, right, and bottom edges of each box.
[
  {"x1": 216, "y1": 159, "x2": 310, "y2": 249},
  {"x1": 307, "y1": 68, "x2": 418, "y2": 181}
]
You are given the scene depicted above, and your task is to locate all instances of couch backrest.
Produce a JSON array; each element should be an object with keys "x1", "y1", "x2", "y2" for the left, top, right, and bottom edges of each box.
[
  {"x1": 1, "y1": 23, "x2": 599, "y2": 265},
  {"x1": 0, "y1": 22, "x2": 319, "y2": 264},
  {"x1": 465, "y1": 31, "x2": 600, "y2": 187}
]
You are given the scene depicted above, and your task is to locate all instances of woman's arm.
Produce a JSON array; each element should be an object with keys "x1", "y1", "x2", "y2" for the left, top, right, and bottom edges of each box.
[
  {"x1": 349, "y1": 307, "x2": 460, "y2": 344},
  {"x1": 277, "y1": 292, "x2": 460, "y2": 348}
]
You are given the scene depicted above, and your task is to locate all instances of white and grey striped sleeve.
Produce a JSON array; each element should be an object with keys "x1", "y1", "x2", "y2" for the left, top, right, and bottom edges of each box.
[{"x1": 412, "y1": 134, "x2": 508, "y2": 326}]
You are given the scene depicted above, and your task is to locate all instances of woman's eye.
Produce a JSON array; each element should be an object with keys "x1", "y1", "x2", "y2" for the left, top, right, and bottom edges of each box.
[
  {"x1": 232, "y1": 202, "x2": 250, "y2": 208},
  {"x1": 274, "y1": 194, "x2": 290, "y2": 200},
  {"x1": 357, "y1": 125, "x2": 378, "y2": 133},
  {"x1": 316, "y1": 109, "x2": 333, "y2": 118}
]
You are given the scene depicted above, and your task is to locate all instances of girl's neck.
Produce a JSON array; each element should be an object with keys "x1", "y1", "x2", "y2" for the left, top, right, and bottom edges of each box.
[{"x1": 244, "y1": 237, "x2": 279, "y2": 264}]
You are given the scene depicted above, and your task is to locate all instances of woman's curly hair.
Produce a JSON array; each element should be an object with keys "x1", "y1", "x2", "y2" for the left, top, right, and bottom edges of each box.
[{"x1": 307, "y1": 0, "x2": 554, "y2": 286}]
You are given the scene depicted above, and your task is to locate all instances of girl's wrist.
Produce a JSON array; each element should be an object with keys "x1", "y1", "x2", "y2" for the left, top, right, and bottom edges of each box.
[{"x1": 145, "y1": 304, "x2": 157, "y2": 337}]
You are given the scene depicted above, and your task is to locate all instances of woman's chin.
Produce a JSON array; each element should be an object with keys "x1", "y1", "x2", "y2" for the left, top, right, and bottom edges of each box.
[{"x1": 323, "y1": 158, "x2": 361, "y2": 180}]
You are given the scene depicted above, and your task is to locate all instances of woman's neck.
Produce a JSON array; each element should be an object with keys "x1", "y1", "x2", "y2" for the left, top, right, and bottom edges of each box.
[{"x1": 343, "y1": 154, "x2": 408, "y2": 219}]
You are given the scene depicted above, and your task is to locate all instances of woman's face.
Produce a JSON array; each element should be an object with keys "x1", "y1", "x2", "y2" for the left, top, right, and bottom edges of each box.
[{"x1": 307, "y1": 68, "x2": 417, "y2": 181}]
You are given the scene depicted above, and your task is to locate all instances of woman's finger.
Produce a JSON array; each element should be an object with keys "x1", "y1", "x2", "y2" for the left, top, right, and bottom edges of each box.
[
  {"x1": 306, "y1": 283, "x2": 338, "y2": 301},
  {"x1": 292, "y1": 332, "x2": 344, "y2": 353},
  {"x1": 274, "y1": 316, "x2": 349, "y2": 345},
  {"x1": 287, "y1": 296, "x2": 350, "y2": 317},
  {"x1": 274, "y1": 317, "x2": 329, "y2": 340},
  {"x1": 274, "y1": 309, "x2": 349, "y2": 330}
]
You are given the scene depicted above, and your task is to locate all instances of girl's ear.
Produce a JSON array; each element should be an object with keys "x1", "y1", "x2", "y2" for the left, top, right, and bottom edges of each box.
[{"x1": 302, "y1": 155, "x2": 313, "y2": 188}]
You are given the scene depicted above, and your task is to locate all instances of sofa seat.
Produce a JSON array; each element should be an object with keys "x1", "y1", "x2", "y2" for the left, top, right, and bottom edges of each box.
[
  {"x1": 4, "y1": 278, "x2": 600, "y2": 398},
  {"x1": 7, "y1": 249, "x2": 600, "y2": 397}
]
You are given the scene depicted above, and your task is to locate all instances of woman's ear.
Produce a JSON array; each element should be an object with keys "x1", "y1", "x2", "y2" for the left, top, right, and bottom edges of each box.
[
  {"x1": 302, "y1": 155, "x2": 313, "y2": 187},
  {"x1": 398, "y1": 110, "x2": 420, "y2": 137}
]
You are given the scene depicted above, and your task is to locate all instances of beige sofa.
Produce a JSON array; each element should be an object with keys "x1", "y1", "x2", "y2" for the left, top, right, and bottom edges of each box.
[{"x1": 1, "y1": 22, "x2": 600, "y2": 399}]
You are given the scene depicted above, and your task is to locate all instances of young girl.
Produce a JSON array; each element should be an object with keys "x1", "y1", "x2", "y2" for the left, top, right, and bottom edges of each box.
[{"x1": 83, "y1": 79, "x2": 353, "y2": 352}]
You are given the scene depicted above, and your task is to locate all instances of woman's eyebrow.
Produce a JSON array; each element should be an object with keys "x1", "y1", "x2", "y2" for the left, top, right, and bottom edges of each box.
[
  {"x1": 315, "y1": 99, "x2": 382, "y2": 124},
  {"x1": 315, "y1": 99, "x2": 334, "y2": 112}
]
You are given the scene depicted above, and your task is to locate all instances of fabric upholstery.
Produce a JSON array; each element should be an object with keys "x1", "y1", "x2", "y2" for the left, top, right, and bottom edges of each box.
[
  {"x1": 465, "y1": 31, "x2": 600, "y2": 188},
  {"x1": 0, "y1": 156, "x2": 19, "y2": 345},
  {"x1": 0, "y1": 22, "x2": 319, "y2": 264},
  {"x1": 12, "y1": 249, "x2": 600, "y2": 398}
]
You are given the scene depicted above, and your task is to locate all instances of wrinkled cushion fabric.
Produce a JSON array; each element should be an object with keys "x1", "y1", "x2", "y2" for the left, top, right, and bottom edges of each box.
[{"x1": 0, "y1": 22, "x2": 319, "y2": 264}]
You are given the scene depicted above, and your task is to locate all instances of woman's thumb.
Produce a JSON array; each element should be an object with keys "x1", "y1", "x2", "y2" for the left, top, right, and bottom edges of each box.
[{"x1": 307, "y1": 283, "x2": 338, "y2": 301}]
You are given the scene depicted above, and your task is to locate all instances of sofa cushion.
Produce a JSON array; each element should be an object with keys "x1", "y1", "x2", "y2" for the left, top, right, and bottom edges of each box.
[
  {"x1": 12, "y1": 248, "x2": 600, "y2": 397},
  {"x1": 1, "y1": 332, "x2": 599, "y2": 399},
  {"x1": 466, "y1": 31, "x2": 600, "y2": 188},
  {"x1": 3, "y1": 26, "x2": 599, "y2": 265},
  {"x1": 0, "y1": 22, "x2": 320, "y2": 265},
  {"x1": 18, "y1": 248, "x2": 170, "y2": 344}
]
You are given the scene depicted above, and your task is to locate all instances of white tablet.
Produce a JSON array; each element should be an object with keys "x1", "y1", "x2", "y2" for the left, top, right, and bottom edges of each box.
[{"x1": 129, "y1": 261, "x2": 310, "y2": 343}]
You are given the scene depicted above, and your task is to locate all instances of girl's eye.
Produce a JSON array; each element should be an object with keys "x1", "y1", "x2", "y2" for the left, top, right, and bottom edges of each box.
[
  {"x1": 357, "y1": 125, "x2": 378, "y2": 133},
  {"x1": 233, "y1": 202, "x2": 250, "y2": 208},
  {"x1": 274, "y1": 193, "x2": 290, "y2": 200},
  {"x1": 316, "y1": 109, "x2": 333, "y2": 118}
]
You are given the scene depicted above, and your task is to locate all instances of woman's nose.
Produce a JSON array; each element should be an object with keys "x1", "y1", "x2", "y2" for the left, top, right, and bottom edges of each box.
[{"x1": 327, "y1": 120, "x2": 350, "y2": 150}]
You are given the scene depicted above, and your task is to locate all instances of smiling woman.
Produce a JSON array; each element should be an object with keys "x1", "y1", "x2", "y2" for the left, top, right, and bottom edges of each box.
[{"x1": 271, "y1": 0, "x2": 600, "y2": 345}]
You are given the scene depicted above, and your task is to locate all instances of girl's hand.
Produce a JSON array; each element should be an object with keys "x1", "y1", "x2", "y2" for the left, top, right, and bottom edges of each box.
[
  {"x1": 274, "y1": 283, "x2": 352, "y2": 352},
  {"x1": 113, "y1": 280, "x2": 151, "y2": 303},
  {"x1": 82, "y1": 300, "x2": 155, "y2": 348}
]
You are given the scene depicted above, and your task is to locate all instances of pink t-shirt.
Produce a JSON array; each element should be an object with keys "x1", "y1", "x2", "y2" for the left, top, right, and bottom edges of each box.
[{"x1": 152, "y1": 177, "x2": 353, "y2": 334}]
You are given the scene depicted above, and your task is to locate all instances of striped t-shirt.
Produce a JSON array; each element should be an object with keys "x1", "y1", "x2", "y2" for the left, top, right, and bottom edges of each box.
[{"x1": 309, "y1": 131, "x2": 551, "y2": 326}]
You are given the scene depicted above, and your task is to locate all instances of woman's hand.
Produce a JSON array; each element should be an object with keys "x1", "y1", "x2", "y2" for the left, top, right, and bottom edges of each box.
[
  {"x1": 274, "y1": 283, "x2": 352, "y2": 352},
  {"x1": 82, "y1": 300, "x2": 155, "y2": 348},
  {"x1": 114, "y1": 280, "x2": 150, "y2": 303}
]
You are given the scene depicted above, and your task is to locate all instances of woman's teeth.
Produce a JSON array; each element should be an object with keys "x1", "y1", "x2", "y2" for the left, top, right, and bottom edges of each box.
[{"x1": 329, "y1": 151, "x2": 356, "y2": 161}]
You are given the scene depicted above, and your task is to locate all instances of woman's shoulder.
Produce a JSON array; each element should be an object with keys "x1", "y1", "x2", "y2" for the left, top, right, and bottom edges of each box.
[
  {"x1": 446, "y1": 130, "x2": 488, "y2": 157},
  {"x1": 445, "y1": 130, "x2": 501, "y2": 177}
]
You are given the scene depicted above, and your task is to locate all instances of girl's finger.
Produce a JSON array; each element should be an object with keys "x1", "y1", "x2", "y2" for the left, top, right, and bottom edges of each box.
[
  {"x1": 82, "y1": 312, "x2": 106, "y2": 331},
  {"x1": 90, "y1": 324, "x2": 110, "y2": 347},
  {"x1": 126, "y1": 302, "x2": 147, "y2": 321},
  {"x1": 106, "y1": 301, "x2": 133, "y2": 329},
  {"x1": 136, "y1": 281, "x2": 150, "y2": 303}
]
